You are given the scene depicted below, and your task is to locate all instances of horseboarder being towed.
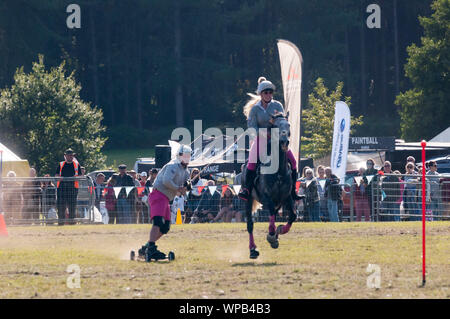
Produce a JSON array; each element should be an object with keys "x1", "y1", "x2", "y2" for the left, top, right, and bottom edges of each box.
[
  {"x1": 138, "y1": 144, "x2": 191, "y2": 261},
  {"x1": 238, "y1": 77, "x2": 301, "y2": 202}
]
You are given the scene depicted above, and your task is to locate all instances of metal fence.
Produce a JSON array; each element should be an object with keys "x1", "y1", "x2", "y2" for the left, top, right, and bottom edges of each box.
[
  {"x1": 0, "y1": 176, "x2": 95, "y2": 225},
  {"x1": 2, "y1": 175, "x2": 449, "y2": 226},
  {"x1": 371, "y1": 174, "x2": 450, "y2": 221}
]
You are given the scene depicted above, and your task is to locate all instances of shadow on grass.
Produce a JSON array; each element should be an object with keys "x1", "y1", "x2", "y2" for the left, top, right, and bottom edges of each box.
[{"x1": 231, "y1": 262, "x2": 279, "y2": 267}]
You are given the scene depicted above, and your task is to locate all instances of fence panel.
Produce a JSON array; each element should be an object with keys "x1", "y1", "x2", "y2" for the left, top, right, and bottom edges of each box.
[
  {"x1": 372, "y1": 174, "x2": 449, "y2": 221},
  {"x1": 1, "y1": 176, "x2": 95, "y2": 225}
]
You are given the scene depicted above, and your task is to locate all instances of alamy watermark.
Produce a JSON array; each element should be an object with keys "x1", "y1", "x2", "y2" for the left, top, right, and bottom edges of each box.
[
  {"x1": 171, "y1": 120, "x2": 289, "y2": 174},
  {"x1": 66, "y1": 4, "x2": 81, "y2": 29},
  {"x1": 66, "y1": 264, "x2": 81, "y2": 289},
  {"x1": 366, "y1": 264, "x2": 381, "y2": 289},
  {"x1": 366, "y1": 4, "x2": 381, "y2": 29}
]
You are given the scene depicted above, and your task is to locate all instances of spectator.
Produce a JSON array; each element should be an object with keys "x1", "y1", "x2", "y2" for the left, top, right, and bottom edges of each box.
[
  {"x1": 115, "y1": 164, "x2": 135, "y2": 224},
  {"x1": 55, "y1": 148, "x2": 82, "y2": 225},
  {"x1": 354, "y1": 167, "x2": 370, "y2": 222},
  {"x1": 302, "y1": 168, "x2": 320, "y2": 222},
  {"x1": 41, "y1": 174, "x2": 57, "y2": 220},
  {"x1": 214, "y1": 187, "x2": 242, "y2": 222},
  {"x1": 139, "y1": 172, "x2": 148, "y2": 187},
  {"x1": 380, "y1": 161, "x2": 401, "y2": 221},
  {"x1": 21, "y1": 168, "x2": 42, "y2": 222},
  {"x1": 403, "y1": 162, "x2": 420, "y2": 221},
  {"x1": 105, "y1": 175, "x2": 118, "y2": 224},
  {"x1": 234, "y1": 164, "x2": 245, "y2": 185},
  {"x1": 406, "y1": 156, "x2": 418, "y2": 172},
  {"x1": 146, "y1": 168, "x2": 159, "y2": 187},
  {"x1": 232, "y1": 191, "x2": 246, "y2": 223},
  {"x1": 324, "y1": 167, "x2": 340, "y2": 222},
  {"x1": 316, "y1": 165, "x2": 328, "y2": 221},
  {"x1": 129, "y1": 170, "x2": 141, "y2": 187},
  {"x1": 171, "y1": 190, "x2": 185, "y2": 224},
  {"x1": 426, "y1": 161, "x2": 441, "y2": 220},
  {"x1": 185, "y1": 168, "x2": 203, "y2": 222},
  {"x1": 393, "y1": 170, "x2": 405, "y2": 221},
  {"x1": 2, "y1": 171, "x2": 22, "y2": 224},
  {"x1": 362, "y1": 158, "x2": 378, "y2": 218},
  {"x1": 192, "y1": 180, "x2": 221, "y2": 223},
  {"x1": 296, "y1": 166, "x2": 310, "y2": 220},
  {"x1": 128, "y1": 170, "x2": 140, "y2": 223},
  {"x1": 93, "y1": 173, "x2": 105, "y2": 210}
]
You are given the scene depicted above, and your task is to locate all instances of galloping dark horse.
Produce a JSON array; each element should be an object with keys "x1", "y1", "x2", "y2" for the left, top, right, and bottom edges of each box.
[{"x1": 242, "y1": 114, "x2": 298, "y2": 259}]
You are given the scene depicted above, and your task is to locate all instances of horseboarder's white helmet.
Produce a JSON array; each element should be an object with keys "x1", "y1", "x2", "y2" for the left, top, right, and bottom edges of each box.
[
  {"x1": 256, "y1": 77, "x2": 276, "y2": 95},
  {"x1": 177, "y1": 144, "x2": 192, "y2": 165}
]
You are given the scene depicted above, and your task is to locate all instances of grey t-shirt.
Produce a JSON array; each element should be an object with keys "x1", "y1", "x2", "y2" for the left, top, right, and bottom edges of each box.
[
  {"x1": 153, "y1": 159, "x2": 190, "y2": 201},
  {"x1": 248, "y1": 100, "x2": 285, "y2": 133}
]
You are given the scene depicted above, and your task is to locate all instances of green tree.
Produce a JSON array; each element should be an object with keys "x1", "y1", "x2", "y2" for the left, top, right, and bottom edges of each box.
[
  {"x1": 0, "y1": 55, "x2": 106, "y2": 174},
  {"x1": 395, "y1": 0, "x2": 450, "y2": 141},
  {"x1": 301, "y1": 78, "x2": 363, "y2": 160}
]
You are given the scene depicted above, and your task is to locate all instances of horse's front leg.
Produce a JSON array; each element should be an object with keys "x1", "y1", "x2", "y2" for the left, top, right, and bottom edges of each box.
[
  {"x1": 262, "y1": 197, "x2": 279, "y2": 249},
  {"x1": 278, "y1": 197, "x2": 297, "y2": 235},
  {"x1": 246, "y1": 199, "x2": 259, "y2": 259}
]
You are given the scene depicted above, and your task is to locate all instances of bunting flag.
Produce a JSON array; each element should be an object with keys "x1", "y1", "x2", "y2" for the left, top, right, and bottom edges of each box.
[
  {"x1": 366, "y1": 175, "x2": 374, "y2": 185},
  {"x1": 221, "y1": 184, "x2": 229, "y2": 196},
  {"x1": 232, "y1": 185, "x2": 241, "y2": 194},
  {"x1": 102, "y1": 188, "x2": 108, "y2": 196},
  {"x1": 125, "y1": 187, "x2": 134, "y2": 197},
  {"x1": 318, "y1": 179, "x2": 326, "y2": 190},
  {"x1": 208, "y1": 186, "x2": 217, "y2": 195},
  {"x1": 113, "y1": 187, "x2": 123, "y2": 198},
  {"x1": 197, "y1": 186, "x2": 205, "y2": 194},
  {"x1": 186, "y1": 190, "x2": 190, "y2": 197},
  {"x1": 354, "y1": 176, "x2": 363, "y2": 187},
  {"x1": 136, "y1": 187, "x2": 145, "y2": 196},
  {"x1": 295, "y1": 181, "x2": 301, "y2": 193}
]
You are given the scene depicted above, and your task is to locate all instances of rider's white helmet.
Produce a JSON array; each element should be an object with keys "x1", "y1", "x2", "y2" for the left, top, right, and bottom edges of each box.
[
  {"x1": 256, "y1": 77, "x2": 276, "y2": 95},
  {"x1": 177, "y1": 144, "x2": 192, "y2": 165}
]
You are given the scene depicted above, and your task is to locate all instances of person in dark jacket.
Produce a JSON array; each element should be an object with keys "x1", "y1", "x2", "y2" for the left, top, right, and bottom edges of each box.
[
  {"x1": 301, "y1": 168, "x2": 320, "y2": 222},
  {"x1": 362, "y1": 158, "x2": 378, "y2": 217},
  {"x1": 193, "y1": 180, "x2": 221, "y2": 223},
  {"x1": 115, "y1": 164, "x2": 135, "y2": 224},
  {"x1": 380, "y1": 161, "x2": 401, "y2": 221},
  {"x1": 324, "y1": 167, "x2": 341, "y2": 222}
]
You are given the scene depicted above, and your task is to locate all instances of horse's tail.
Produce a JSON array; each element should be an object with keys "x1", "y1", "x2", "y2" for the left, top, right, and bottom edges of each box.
[{"x1": 252, "y1": 199, "x2": 262, "y2": 214}]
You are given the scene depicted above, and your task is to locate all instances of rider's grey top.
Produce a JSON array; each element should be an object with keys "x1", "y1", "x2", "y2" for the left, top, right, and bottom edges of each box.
[
  {"x1": 153, "y1": 159, "x2": 190, "y2": 201},
  {"x1": 247, "y1": 99, "x2": 285, "y2": 133}
]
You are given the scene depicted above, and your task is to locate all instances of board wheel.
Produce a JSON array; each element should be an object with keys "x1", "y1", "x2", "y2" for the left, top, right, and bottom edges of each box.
[
  {"x1": 130, "y1": 250, "x2": 135, "y2": 261},
  {"x1": 168, "y1": 251, "x2": 175, "y2": 261}
]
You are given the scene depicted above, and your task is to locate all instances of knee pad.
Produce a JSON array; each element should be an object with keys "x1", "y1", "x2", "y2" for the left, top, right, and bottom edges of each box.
[{"x1": 153, "y1": 216, "x2": 170, "y2": 234}]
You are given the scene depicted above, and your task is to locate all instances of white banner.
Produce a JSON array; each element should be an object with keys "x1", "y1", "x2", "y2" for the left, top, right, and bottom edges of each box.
[
  {"x1": 277, "y1": 39, "x2": 303, "y2": 167},
  {"x1": 330, "y1": 101, "x2": 351, "y2": 183}
]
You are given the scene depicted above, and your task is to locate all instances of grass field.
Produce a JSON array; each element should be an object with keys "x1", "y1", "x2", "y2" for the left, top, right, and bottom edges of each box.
[
  {"x1": 103, "y1": 148, "x2": 155, "y2": 170},
  {"x1": 0, "y1": 222, "x2": 449, "y2": 299}
]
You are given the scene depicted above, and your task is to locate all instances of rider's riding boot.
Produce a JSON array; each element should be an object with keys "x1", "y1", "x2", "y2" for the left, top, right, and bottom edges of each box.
[
  {"x1": 145, "y1": 243, "x2": 166, "y2": 262},
  {"x1": 291, "y1": 170, "x2": 303, "y2": 201},
  {"x1": 238, "y1": 169, "x2": 256, "y2": 201}
]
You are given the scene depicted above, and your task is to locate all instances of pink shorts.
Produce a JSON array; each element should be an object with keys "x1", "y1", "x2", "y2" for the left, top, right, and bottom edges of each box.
[{"x1": 149, "y1": 189, "x2": 171, "y2": 221}]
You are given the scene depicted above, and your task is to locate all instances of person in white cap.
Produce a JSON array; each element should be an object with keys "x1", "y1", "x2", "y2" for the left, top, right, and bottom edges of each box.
[
  {"x1": 239, "y1": 77, "x2": 301, "y2": 202},
  {"x1": 138, "y1": 144, "x2": 191, "y2": 261}
]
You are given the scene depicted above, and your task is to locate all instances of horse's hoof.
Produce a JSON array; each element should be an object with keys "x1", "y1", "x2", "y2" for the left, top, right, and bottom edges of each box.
[
  {"x1": 266, "y1": 233, "x2": 279, "y2": 249},
  {"x1": 250, "y1": 248, "x2": 259, "y2": 259},
  {"x1": 276, "y1": 225, "x2": 284, "y2": 235}
]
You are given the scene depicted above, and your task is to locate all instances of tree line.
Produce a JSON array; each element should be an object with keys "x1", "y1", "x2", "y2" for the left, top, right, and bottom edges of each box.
[{"x1": 0, "y1": 0, "x2": 448, "y2": 155}]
